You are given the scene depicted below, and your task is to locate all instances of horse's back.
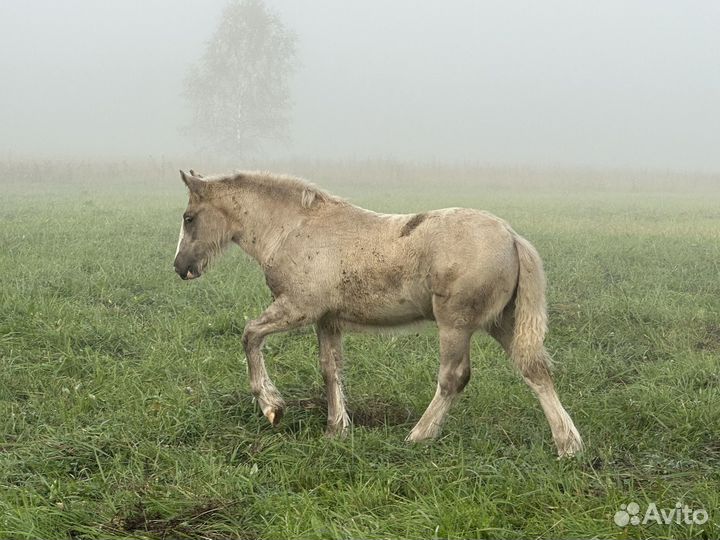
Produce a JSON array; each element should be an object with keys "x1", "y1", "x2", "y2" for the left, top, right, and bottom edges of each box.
[{"x1": 311, "y1": 205, "x2": 520, "y2": 330}]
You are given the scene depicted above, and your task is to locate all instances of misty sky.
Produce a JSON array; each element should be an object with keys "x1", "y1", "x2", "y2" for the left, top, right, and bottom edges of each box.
[{"x1": 1, "y1": 1, "x2": 719, "y2": 171}]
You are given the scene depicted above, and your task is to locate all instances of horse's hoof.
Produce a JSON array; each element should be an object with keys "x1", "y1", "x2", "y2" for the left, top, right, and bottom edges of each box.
[
  {"x1": 264, "y1": 408, "x2": 283, "y2": 426},
  {"x1": 405, "y1": 429, "x2": 436, "y2": 443},
  {"x1": 556, "y1": 434, "x2": 584, "y2": 458},
  {"x1": 325, "y1": 415, "x2": 351, "y2": 438},
  {"x1": 405, "y1": 418, "x2": 444, "y2": 443}
]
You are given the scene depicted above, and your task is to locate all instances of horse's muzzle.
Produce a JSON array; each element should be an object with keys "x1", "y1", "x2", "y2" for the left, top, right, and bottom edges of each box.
[
  {"x1": 174, "y1": 262, "x2": 201, "y2": 280},
  {"x1": 181, "y1": 270, "x2": 198, "y2": 280}
]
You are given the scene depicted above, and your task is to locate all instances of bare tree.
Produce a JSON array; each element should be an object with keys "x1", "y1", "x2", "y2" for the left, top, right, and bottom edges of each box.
[{"x1": 184, "y1": 0, "x2": 297, "y2": 158}]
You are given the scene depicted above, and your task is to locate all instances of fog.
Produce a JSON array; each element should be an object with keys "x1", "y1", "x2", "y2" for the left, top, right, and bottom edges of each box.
[{"x1": 1, "y1": 0, "x2": 719, "y2": 171}]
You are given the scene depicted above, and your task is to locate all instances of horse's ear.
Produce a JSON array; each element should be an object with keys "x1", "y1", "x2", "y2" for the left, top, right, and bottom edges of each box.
[{"x1": 179, "y1": 170, "x2": 206, "y2": 196}]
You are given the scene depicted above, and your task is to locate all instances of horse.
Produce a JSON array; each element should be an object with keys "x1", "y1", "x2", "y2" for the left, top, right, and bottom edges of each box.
[{"x1": 173, "y1": 169, "x2": 583, "y2": 457}]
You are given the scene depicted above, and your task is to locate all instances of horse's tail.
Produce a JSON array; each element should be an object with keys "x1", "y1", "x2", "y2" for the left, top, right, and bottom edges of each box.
[{"x1": 510, "y1": 233, "x2": 552, "y2": 377}]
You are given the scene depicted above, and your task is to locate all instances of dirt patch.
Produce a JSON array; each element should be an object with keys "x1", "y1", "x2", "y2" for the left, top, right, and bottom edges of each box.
[
  {"x1": 108, "y1": 499, "x2": 256, "y2": 540},
  {"x1": 695, "y1": 322, "x2": 720, "y2": 352},
  {"x1": 286, "y1": 395, "x2": 326, "y2": 411},
  {"x1": 288, "y1": 394, "x2": 414, "y2": 427},
  {"x1": 399, "y1": 212, "x2": 427, "y2": 237},
  {"x1": 350, "y1": 397, "x2": 414, "y2": 427}
]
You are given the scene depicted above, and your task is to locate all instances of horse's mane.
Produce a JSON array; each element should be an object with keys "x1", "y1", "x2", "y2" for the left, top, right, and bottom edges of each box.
[{"x1": 210, "y1": 170, "x2": 345, "y2": 209}]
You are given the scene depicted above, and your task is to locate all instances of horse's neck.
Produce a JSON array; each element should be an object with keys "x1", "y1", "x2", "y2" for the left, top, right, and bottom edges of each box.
[{"x1": 233, "y1": 194, "x2": 303, "y2": 267}]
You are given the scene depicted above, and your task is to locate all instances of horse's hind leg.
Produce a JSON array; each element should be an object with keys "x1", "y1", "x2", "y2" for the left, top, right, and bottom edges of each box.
[
  {"x1": 242, "y1": 296, "x2": 311, "y2": 426},
  {"x1": 490, "y1": 308, "x2": 583, "y2": 457},
  {"x1": 406, "y1": 326, "x2": 472, "y2": 442},
  {"x1": 316, "y1": 319, "x2": 350, "y2": 436}
]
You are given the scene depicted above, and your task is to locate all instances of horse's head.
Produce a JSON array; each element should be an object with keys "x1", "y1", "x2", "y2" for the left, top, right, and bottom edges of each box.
[{"x1": 174, "y1": 170, "x2": 233, "y2": 280}]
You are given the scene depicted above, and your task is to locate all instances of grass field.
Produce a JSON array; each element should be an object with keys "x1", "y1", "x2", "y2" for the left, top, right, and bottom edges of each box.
[{"x1": 1, "y1": 161, "x2": 719, "y2": 539}]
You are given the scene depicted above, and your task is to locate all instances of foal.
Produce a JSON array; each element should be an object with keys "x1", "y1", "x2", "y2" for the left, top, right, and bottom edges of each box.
[{"x1": 173, "y1": 170, "x2": 583, "y2": 457}]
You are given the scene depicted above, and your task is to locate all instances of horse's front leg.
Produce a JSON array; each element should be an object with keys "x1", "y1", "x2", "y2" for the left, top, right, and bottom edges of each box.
[
  {"x1": 316, "y1": 318, "x2": 350, "y2": 436},
  {"x1": 242, "y1": 296, "x2": 310, "y2": 426}
]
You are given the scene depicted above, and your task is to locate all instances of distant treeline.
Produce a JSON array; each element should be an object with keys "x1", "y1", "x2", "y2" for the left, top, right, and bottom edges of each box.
[{"x1": 3, "y1": 157, "x2": 719, "y2": 193}]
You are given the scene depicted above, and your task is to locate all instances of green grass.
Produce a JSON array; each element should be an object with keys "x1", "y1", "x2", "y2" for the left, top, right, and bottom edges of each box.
[{"x1": 1, "y1": 164, "x2": 719, "y2": 539}]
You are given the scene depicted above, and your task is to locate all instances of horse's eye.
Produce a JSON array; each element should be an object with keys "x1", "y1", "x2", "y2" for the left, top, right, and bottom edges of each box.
[{"x1": 184, "y1": 215, "x2": 194, "y2": 224}]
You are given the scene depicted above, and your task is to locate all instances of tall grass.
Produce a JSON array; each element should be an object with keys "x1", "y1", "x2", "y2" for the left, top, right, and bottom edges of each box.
[{"x1": 0, "y1": 160, "x2": 718, "y2": 538}]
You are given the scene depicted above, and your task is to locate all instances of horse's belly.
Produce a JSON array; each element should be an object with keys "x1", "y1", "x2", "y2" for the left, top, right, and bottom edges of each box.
[{"x1": 337, "y1": 287, "x2": 432, "y2": 327}]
